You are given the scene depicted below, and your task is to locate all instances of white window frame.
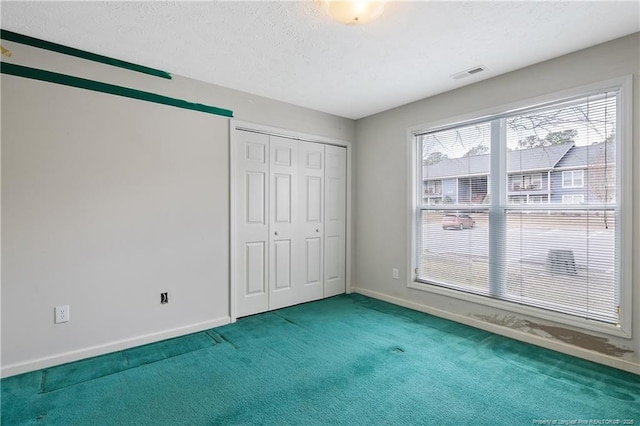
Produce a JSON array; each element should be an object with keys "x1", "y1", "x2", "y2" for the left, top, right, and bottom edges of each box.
[
  {"x1": 511, "y1": 173, "x2": 542, "y2": 191},
  {"x1": 509, "y1": 195, "x2": 527, "y2": 204},
  {"x1": 562, "y1": 170, "x2": 584, "y2": 188},
  {"x1": 425, "y1": 180, "x2": 442, "y2": 195},
  {"x1": 406, "y1": 76, "x2": 632, "y2": 338},
  {"x1": 562, "y1": 194, "x2": 584, "y2": 204}
]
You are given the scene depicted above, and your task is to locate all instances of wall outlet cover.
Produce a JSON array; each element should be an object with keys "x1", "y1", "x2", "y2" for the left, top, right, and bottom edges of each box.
[{"x1": 55, "y1": 305, "x2": 70, "y2": 323}]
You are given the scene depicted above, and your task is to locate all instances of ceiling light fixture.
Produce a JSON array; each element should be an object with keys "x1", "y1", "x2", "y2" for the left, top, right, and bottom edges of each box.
[{"x1": 323, "y1": 0, "x2": 386, "y2": 25}]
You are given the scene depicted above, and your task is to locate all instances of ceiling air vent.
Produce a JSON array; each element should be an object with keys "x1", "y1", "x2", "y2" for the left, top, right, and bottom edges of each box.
[{"x1": 450, "y1": 65, "x2": 487, "y2": 80}]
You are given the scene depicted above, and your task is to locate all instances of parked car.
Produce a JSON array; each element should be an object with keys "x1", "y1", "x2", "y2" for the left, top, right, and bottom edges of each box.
[{"x1": 442, "y1": 214, "x2": 475, "y2": 230}]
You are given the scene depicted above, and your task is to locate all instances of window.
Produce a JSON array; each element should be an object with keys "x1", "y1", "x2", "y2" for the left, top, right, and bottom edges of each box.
[
  {"x1": 529, "y1": 195, "x2": 546, "y2": 204},
  {"x1": 425, "y1": 180, "x2": 442, "y2": 195},
  {"x1": 413, "y1": 81, "x2": 630, "y2": 332},
  {"x1": 426, "y1": 180, "x2": 441, "y2": 194},
  {"x1": 563, "y1": 170, "x2": 584, "y2": 188},
  {"x1": 511, "y1": 173, "x2": 542, "y2": 191},
  {"x1": 424, "y1": 180, "x2": 443, "y2": 205},
  {"x1": 562, "y1": 194, "x2": 584, "y2": 204}
]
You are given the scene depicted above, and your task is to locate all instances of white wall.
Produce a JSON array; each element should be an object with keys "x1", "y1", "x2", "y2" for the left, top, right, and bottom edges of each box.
[
  {"x1": 353, "y1": 33, "x2": 640, "y2": 373},
  {"x1": 1, "y1": 40, "x2": 355, "y2": 377}
]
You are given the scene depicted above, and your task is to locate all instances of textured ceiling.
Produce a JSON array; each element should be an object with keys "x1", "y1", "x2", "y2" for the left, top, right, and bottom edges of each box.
[{"x1": 1, "y1": 1, "x2": 639, "y2": 119}]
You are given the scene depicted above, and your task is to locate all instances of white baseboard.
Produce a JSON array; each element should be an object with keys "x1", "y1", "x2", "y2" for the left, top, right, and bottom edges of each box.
[
  {"x1": 351, "y1": 287, "x2": 639, "y2": 375},
  {"x1": 1, "y1": 316, "x2": 231, "y2": 378}
]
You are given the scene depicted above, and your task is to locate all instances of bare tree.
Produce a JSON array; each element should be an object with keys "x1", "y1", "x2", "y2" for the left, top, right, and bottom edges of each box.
[
  {"x1": 463, "y1": 144, "x2": 489, "y2": 157},
  {"x1": 425, "y1": 151, "x2": 448, "y2": 165},
  {"x1": 589, "y1": 135, "x2": 615, "y2": 228},
  {"x1": 516, "y1": 129, "x2": 577, "y2": 149}
]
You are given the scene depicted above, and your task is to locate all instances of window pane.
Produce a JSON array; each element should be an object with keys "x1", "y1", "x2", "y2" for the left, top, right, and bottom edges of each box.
[
  {"x1": 505, "y1": 211, "x2": 617, "y2": 323},
  {"x1": 417, "y1": 210, "x2": 489, "y2": 293},
  {"x1": 504, "y1": 92, "x2": 618, "y2": 323},
  {"x1": 420, "y1": 122, "x2": 491, "y2": 206},
  {"x1": 507, "y1": 93, "x2": 616, "y2": 205},
  {"x1": 574, "y1": 170, "x2": 584, "y2": 187}
]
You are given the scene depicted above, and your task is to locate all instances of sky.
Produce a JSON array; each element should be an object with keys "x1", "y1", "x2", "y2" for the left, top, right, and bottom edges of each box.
[{"x1": 420, "y1": 91, "x2": 617, "y2": 160}]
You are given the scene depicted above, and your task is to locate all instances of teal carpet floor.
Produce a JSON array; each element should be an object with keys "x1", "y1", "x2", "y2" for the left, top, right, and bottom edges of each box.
[{"x1": 2, "y1": 294, "x2": 639, "y2": 425}]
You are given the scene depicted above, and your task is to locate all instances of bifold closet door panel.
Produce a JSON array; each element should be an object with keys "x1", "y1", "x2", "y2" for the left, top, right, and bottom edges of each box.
[
  {"x1": 235, "y1": 131, "x2": 270, "y2": 317},
  {"x1": 235, "y1": 129, "x2": 347, "y2": 317},
  {"x1": 324, "y1": 145, "x2": 347, "y2": 297},
  {"x1": 298, "y1": 141, "x2": 325, "y2": 303},
  {"x1": 268, "y1": 136, "x2": 300, "y2": 310}
]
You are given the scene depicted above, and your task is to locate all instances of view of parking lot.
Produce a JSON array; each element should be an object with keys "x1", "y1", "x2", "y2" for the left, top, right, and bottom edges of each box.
[
  {"x1": 418, "y1": 211, "x2": 617, "y2": 322},
  {"x1": 416, "y1": 89, "x2": 620, "y2": 324}
]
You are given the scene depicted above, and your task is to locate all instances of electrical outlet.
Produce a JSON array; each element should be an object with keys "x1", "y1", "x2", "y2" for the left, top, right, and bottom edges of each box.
[
  {"x1": 392, "y1": 268, "x2": 399, "y2": 280},
  {"x1": 161, "y1": 292, "x2": 168, "y2": 304},
  {"x1": 55, "y1": 305, "x2": 70, "y2": 323}
]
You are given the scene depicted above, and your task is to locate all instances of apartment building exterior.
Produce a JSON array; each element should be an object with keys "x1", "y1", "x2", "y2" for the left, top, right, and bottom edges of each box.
[{"x1": 422, "y1": 142, "x2": 615, "y2": 206}]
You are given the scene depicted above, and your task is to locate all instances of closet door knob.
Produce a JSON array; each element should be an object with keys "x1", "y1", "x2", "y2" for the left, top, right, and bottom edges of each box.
[
  {"x1": 316, "y1": 229, "x2": 319, "y2": 233},
  {"x1": 274, "y1": 232, "x2": 278, "y2": 236}
]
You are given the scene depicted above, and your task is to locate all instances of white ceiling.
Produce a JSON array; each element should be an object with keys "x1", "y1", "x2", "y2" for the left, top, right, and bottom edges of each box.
[{"x1": 1, "y1": 1, "x2": 639, "y2": 119}]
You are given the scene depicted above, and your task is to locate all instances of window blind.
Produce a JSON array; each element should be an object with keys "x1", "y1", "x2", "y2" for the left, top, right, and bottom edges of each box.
[{"x1": 417, "y1": 90, "x2": 619, "y2": 324}]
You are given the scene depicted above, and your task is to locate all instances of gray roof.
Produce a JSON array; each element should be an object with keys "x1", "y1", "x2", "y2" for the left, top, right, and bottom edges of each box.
[
  {"x1": 423, "y1": 142, "x2": 575, "y2": 179},
  {"x1": 554, "y1": 143, "x2": 615, "y2": 169}
]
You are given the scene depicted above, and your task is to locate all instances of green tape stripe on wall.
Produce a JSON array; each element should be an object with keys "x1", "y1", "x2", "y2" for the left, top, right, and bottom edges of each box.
[
  {"x1": 1, "y1": 62, "x2": 233, "y2": 118},
  {"x1": 1, "y1": 29, "x2": 172, "y2": 80}
]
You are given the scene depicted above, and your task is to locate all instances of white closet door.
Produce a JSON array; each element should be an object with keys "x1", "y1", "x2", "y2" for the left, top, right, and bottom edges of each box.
[
  {"x1": 324, "y1": 145, "x2": 347, "y2": 297},
  {"x1": 298, "y1": 141, "x2": 325, "y2": 303},
  {"x1": 269, "y1": 136, "x2": 299, "y2": 310},
  {"x1": 235, "y1": 130, "x2": 270, "y2": 317}
]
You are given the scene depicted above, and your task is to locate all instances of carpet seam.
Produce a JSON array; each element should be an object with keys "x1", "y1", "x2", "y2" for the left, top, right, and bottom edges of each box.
[
  {"x1": 39, "y1": 370, "x2": 47, "y2": 394},
  {"x1": 41, "y1": 344, "x2": 218, "y2": 393}
]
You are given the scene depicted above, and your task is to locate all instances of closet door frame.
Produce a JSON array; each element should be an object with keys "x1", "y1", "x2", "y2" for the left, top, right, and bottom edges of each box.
[{"x1": 230, "y1": 120, "x2": 352, "y2": 322}]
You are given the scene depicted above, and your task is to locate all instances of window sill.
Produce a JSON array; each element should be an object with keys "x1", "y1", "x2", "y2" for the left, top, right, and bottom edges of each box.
[{"x1": 407, "y1": 280, "x2": 630, "y2": 339}]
